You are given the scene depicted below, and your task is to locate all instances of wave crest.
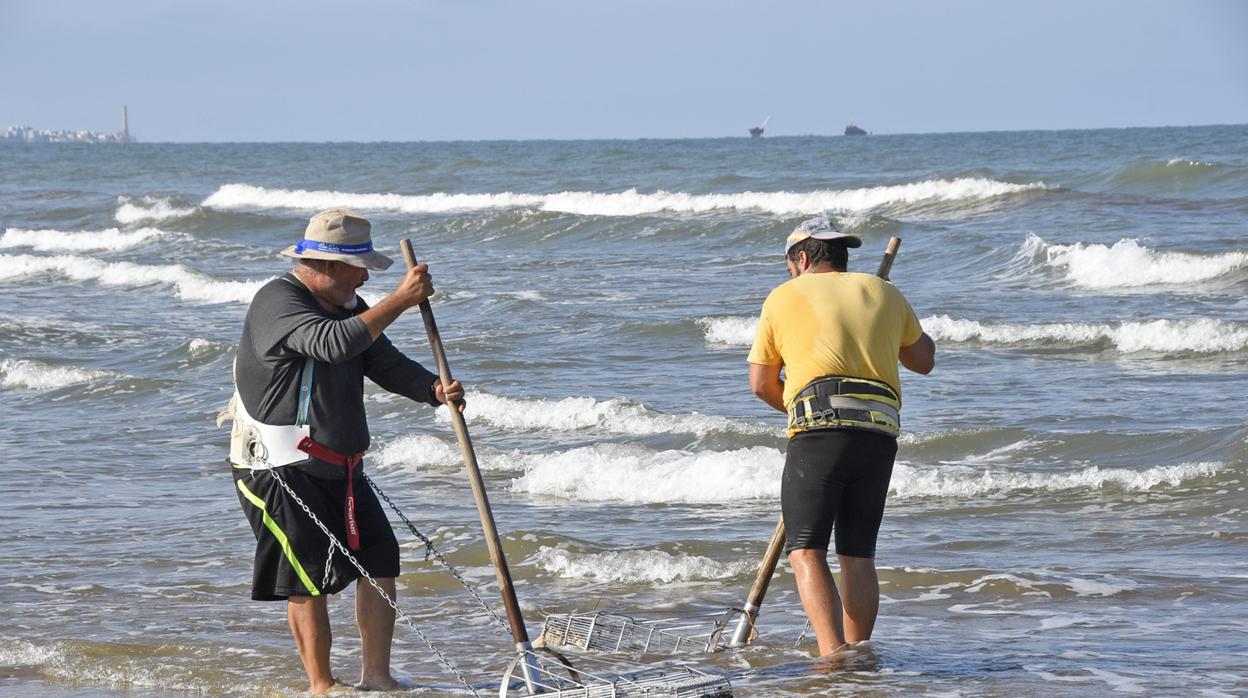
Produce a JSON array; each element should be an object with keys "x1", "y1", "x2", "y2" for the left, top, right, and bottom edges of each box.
[
  {"x1": 923, "y1": 315, "x2": 1248, "y2": 354},
  {"x1": 203, "y1": 178, "x2": 1045, "y2": 218},
  {"x1": 1021, "y1": 234, "x2": 1247, "y2": 289},
  {"x1": 1, "y1": 227, "x2": 173, "y2": 253},
  {"x1": 0, "y1": 253, "x2": 271, "y2": 304}
]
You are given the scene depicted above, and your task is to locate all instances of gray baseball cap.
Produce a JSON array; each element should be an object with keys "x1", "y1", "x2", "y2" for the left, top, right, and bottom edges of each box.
[{"x1": 784, "y1": 217, "x2": 862, "y2": 255}]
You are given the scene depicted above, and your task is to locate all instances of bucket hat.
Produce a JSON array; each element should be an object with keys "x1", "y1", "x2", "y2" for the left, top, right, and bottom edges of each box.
[{"x1": 281, "y1": 208, "x2": 394, "y2": 271}]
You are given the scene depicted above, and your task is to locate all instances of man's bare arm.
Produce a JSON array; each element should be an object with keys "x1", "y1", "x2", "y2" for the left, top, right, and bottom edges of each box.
[
  {"x1": 899, "y1": 332, "x2": 936, "y2": 375},
  {"x1": 749, "y1": 362, "x2": 787, "y2": 414}
]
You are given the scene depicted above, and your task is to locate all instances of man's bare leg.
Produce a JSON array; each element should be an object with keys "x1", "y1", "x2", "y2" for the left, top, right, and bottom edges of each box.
[
  {"x1": 838, "y1": 554, "x2": 880, "y2": 643},
  {"x1": 789, "y1": 548, "x2": 847, "y2": 655},
  {"x1": 356, "y1": 577, "x2": 399, "y2": 690},
  {"x1": 288, "y1": 595, "x2": 335, "y2": 694}
]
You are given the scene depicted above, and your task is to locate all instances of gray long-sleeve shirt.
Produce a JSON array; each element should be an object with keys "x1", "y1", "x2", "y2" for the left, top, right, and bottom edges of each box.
[{"x1": 235, "y1": 273, "x2": 439, "y2": 457}]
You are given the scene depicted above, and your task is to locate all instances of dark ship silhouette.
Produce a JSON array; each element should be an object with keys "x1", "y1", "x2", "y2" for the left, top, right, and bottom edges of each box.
[
  {"x1": 844, "y1": 122, "x2": 867, "y2": 136},
  {"x1": 749, "y1": 116, "x2": 770, "y2": 138}
]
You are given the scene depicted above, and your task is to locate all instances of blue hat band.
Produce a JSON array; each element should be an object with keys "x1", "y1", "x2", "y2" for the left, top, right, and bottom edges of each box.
[{"x1": 294, "y1": 239, "x2": 374, "y2": 255}]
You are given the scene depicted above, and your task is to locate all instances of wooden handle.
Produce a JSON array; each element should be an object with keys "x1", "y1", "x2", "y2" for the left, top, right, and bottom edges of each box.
[
  {"x1": 876, "y1": 236, "x2": 901, "y2": 280},
  {"x1": 399, "y1": 239, "x2": 531, "y2": 646}
]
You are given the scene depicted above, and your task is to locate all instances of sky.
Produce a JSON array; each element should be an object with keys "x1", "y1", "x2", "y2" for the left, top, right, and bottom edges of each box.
[{"x1": 1, "y1": 0, "x2": 1245, "y2": 142}]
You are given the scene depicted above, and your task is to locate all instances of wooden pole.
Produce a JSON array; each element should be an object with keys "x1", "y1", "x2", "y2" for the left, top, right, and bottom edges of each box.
[
  {"x1": 728, "y1": 236, "x2": 901, "y2": 647},
  {"x1": 399, "y1": 240, "x2": 531, "y2": 647}
]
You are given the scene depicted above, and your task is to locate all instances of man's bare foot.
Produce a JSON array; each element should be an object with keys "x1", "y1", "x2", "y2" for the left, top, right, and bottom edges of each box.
[
  {"x1": 356, "y1": 676, "x2": 418, "y2": 692},
  {"x1": 311, "y1": 677, "x2": 354, "y2": 695}
]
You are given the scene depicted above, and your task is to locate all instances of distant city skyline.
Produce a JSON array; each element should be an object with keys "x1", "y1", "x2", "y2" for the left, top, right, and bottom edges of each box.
[{"x1": 1, "y1": 0, "x2": 1245, "y2": 142}]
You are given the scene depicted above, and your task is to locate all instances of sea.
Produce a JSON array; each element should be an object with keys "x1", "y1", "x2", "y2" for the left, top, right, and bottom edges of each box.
[{"x1": 1, "y1": 126, "x2": 1246, "y2": 697}]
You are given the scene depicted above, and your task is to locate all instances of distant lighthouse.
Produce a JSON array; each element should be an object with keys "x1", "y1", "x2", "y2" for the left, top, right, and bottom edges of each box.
[{"x1": 120, "y1": 106, "x2": 132, "y2": 143}]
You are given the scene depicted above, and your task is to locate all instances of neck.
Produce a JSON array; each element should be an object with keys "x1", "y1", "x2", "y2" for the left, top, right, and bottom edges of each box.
[
  {"x1": 800, "y1": 263, "x2": 841, "y2": 276},
  {"x1": 291, "y1": 265, "x2": 338, "y2": 312}
]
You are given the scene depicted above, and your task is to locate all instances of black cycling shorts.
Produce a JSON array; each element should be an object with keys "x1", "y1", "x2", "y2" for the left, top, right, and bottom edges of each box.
[
  {"x1": 782, "y1": 429, "x2": 898, "y2": 558},
  {"x1": 233, "y1": 461, "x2": 399, "y2": 601}
]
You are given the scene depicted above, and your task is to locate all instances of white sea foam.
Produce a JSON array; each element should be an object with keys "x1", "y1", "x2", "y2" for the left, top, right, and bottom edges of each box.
[
  {"x1": 1022, "y1": 234, "x2": 1248, "y2": 288},
  {"x1": 512, "y1": 445, "x2": 1223, "y2": 503},
  {"x1": 698, "y1": 316, "x2": 758, "y2": 347},
  {"x1": 1, "y1": 227, "x2": 172, "y2": 252},
  {"x1": 203, "y1": 178, "x2": 1045, "y2": 218},
  {"x1": 510, "y1": 443, "x2": 783, "y2": 503},
  {"x1": 436, "y1": 391, "x2": 776, "y2": 437},
  {"x1": 923, "y1": 314, "x2": 1248, "y2": 354},
  {"x1": 533, "y1": 546, "x2": 753, "y2": 583},
  {"x1": 115, "y1": 195, "x2": 198, "y2": 224},
  {"x1": 1166, "y1": 158, "x2": 1216, "y2": 167},
  {"x1": 0, "y1": 253, "x2": 272, "y2": 304},
  {"x1": 890, "y1": 461, "x2": 1222, "y2": 499},
  {"x1": 1066, "y1": 577, "x2": 1136, "y2": 597},
  {"x1": 0, "y1": 359, "x2": 116, "y2": 391},
  {"x1": 376, "y1": 434, "x2": 466, "y2": 469}
]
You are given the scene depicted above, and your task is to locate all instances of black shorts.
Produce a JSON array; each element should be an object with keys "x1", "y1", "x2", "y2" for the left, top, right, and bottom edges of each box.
[
  {"x1": 233, "y1": 460, "x2": 399, "y2": 601},
  {"x1": 782, "y1": 429, "x2": 898, "y2": 558}
]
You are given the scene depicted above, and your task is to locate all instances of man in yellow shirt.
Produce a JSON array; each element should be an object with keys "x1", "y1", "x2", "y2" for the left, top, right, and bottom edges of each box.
[{"x1": 748, "y1": 217, "x2": 935, "y2": 657}]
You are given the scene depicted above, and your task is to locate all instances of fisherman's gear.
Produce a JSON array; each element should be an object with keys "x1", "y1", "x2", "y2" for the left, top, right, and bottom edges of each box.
[
  {"x1": 225, "y1": 356, "x2": 366, "y2": 550},
  {"x1": 787, "y1": 375, "x2": 901, "y2": 438}
]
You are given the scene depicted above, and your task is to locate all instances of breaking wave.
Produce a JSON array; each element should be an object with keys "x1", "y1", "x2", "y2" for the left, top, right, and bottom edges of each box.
[
  {"x1": 697, "y1": 316, "x2": 758, "y2": 347},
  {"x1": 507, "y1": 440, "x2": 1224, "y2": 504},
  {"x1": 891, "y1": 461, "x2": 1222, "y2": 499},
  {"x1": 1, "y1": 227, "x2": 174, "y2": 253},
  {"x1": 0, "y1": 253, "x2": 272, "y2": 304},
  {"x1": 435, "y1": 391, "x2": 776, "y2": 437},
  {"x1": 202, "y1": 178, "x2": 1046, "y2": 218},
  {"x1": 924, "y1": 315, "x2": 1248, "y2": 354},
  {"x1": 533, "y1": 546, "x2": 753, "y2": 583},
  {"x1": 0, "y1": 358, "x2": 117, "y2": 391},
  {"x1": 115, "y1": 196, "x2": 198, "y2": 224},
  {"x1": 1021, "y1": 234, "x2": 1248, "y2": 289}
]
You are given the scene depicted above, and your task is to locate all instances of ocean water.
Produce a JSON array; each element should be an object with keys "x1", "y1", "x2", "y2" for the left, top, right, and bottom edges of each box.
[{"x1": 1, "y1": 126, "x2": 1246, "y2": 696}]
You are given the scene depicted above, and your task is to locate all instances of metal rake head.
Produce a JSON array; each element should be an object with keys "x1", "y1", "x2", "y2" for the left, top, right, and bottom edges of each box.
[
  {"x1": 538, "y1": 610, "x2": 742, "y2": 657},
  {"x1": 500, "y1": 648, "x2": 732, "y2": 697}
]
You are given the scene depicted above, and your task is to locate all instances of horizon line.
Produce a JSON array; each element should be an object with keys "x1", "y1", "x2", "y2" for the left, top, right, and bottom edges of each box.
[{"x1": 3, "y1": 121, "x2": 1244, "y2": 145}]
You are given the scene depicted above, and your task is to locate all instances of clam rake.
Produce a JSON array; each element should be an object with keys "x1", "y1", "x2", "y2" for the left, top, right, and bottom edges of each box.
[
  {"x1": 402, "y1": 240, "x2": 732, "y2": 697},
  {"x1": 538, "y1": 238, "x2": 904, "y2": 659}
]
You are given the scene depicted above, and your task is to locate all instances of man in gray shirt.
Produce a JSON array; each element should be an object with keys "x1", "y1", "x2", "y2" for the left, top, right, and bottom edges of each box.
[{"x1": 228, "y1": 209, "x2": 463, "y2": 694}]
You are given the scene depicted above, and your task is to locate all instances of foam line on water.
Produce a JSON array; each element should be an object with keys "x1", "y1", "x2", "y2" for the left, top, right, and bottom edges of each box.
[
  {"x1": 203, "y1": 178, "x2": 1046, "y2": 217},
  {"x1": 434, "y1": 390, "x2": 777, "y2": 437},
  {"x1": 0, "y1": 359, "x2": 119, "y2": 391},
  {"x1": 701, "y1": 313, "x2": 1248, "y2": 354},
  {"x1": 115, "y1": 196, "x2": 199, "y2": 224},
  {"x1": 508, "y1": 440, "x2": 1223, "y2": 503},
  {"x1": 1, "y1": 227, "x2": 176, "y2": 252},
  {"x1": 1021, "y1": 234, "x2": 1247, "y2": 288},
  {"x1": 0, "y1": 253, "x2": 272, "y2": 304},
  {"x1": 891, "y1": 461, "x2": 1222, "y2": 499},
  {"x1": 532, "y1": 546, "x2": 754, "y2": 583},
  {"x1": 924, "y1": 315, "x2": 1248, "y2": 354}
]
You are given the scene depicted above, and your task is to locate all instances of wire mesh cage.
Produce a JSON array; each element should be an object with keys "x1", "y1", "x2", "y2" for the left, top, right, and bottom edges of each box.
[
  {"x1": 538, "y1": 609, "x2": 743, "y2": 657},
  {"x1": 500, "y1": 649, "x2": 733, "y2": 697}
]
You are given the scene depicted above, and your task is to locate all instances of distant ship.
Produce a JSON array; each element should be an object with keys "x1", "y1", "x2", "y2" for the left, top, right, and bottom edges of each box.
[
  {"x1": 844, "y1": 122, "x2": 867, "y2": 136},
  {"x1": 749, "y1": 116, "x2": 770, "y2": 138}
]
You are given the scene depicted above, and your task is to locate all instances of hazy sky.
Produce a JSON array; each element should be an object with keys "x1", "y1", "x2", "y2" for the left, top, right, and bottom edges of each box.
[{"x1": 2, "y1": 0, "x2": 1245, "y2": 142}]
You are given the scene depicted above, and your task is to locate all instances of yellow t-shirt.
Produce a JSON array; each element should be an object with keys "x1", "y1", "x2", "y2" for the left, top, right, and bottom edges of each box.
[{"x1": 747, "y1": 271, "x2": 923, "y2": 409}]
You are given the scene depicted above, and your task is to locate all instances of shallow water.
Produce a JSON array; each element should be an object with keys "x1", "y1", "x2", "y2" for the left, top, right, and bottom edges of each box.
[{"x1": 1, "y1": 127, "x2": 1246, "y2": 696}]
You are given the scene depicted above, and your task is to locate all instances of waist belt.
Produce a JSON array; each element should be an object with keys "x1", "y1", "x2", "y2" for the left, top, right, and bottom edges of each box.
[
  {"x1": 297, "y1": 437, "x2": 366, "y2": 551},
  {"x1": 787, "y1": 375, "x2": 902, "y2": 438}
]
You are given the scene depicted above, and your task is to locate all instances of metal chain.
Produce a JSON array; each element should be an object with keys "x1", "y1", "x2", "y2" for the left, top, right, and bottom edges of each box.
[
  {"x1": 363, "y1": 472, "x2": 510, "y2": 633},
  {"x1": 794, "y1": 619, "x2": 810, "y2": 648},
  {"x1": 263, "y1": 467, "x2": 483, "y2": 697}
]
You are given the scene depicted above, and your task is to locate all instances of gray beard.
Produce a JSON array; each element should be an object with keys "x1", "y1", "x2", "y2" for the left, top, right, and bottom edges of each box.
[{"x1": 342, "y1": 296, "x2": 358, "y2": 310}]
